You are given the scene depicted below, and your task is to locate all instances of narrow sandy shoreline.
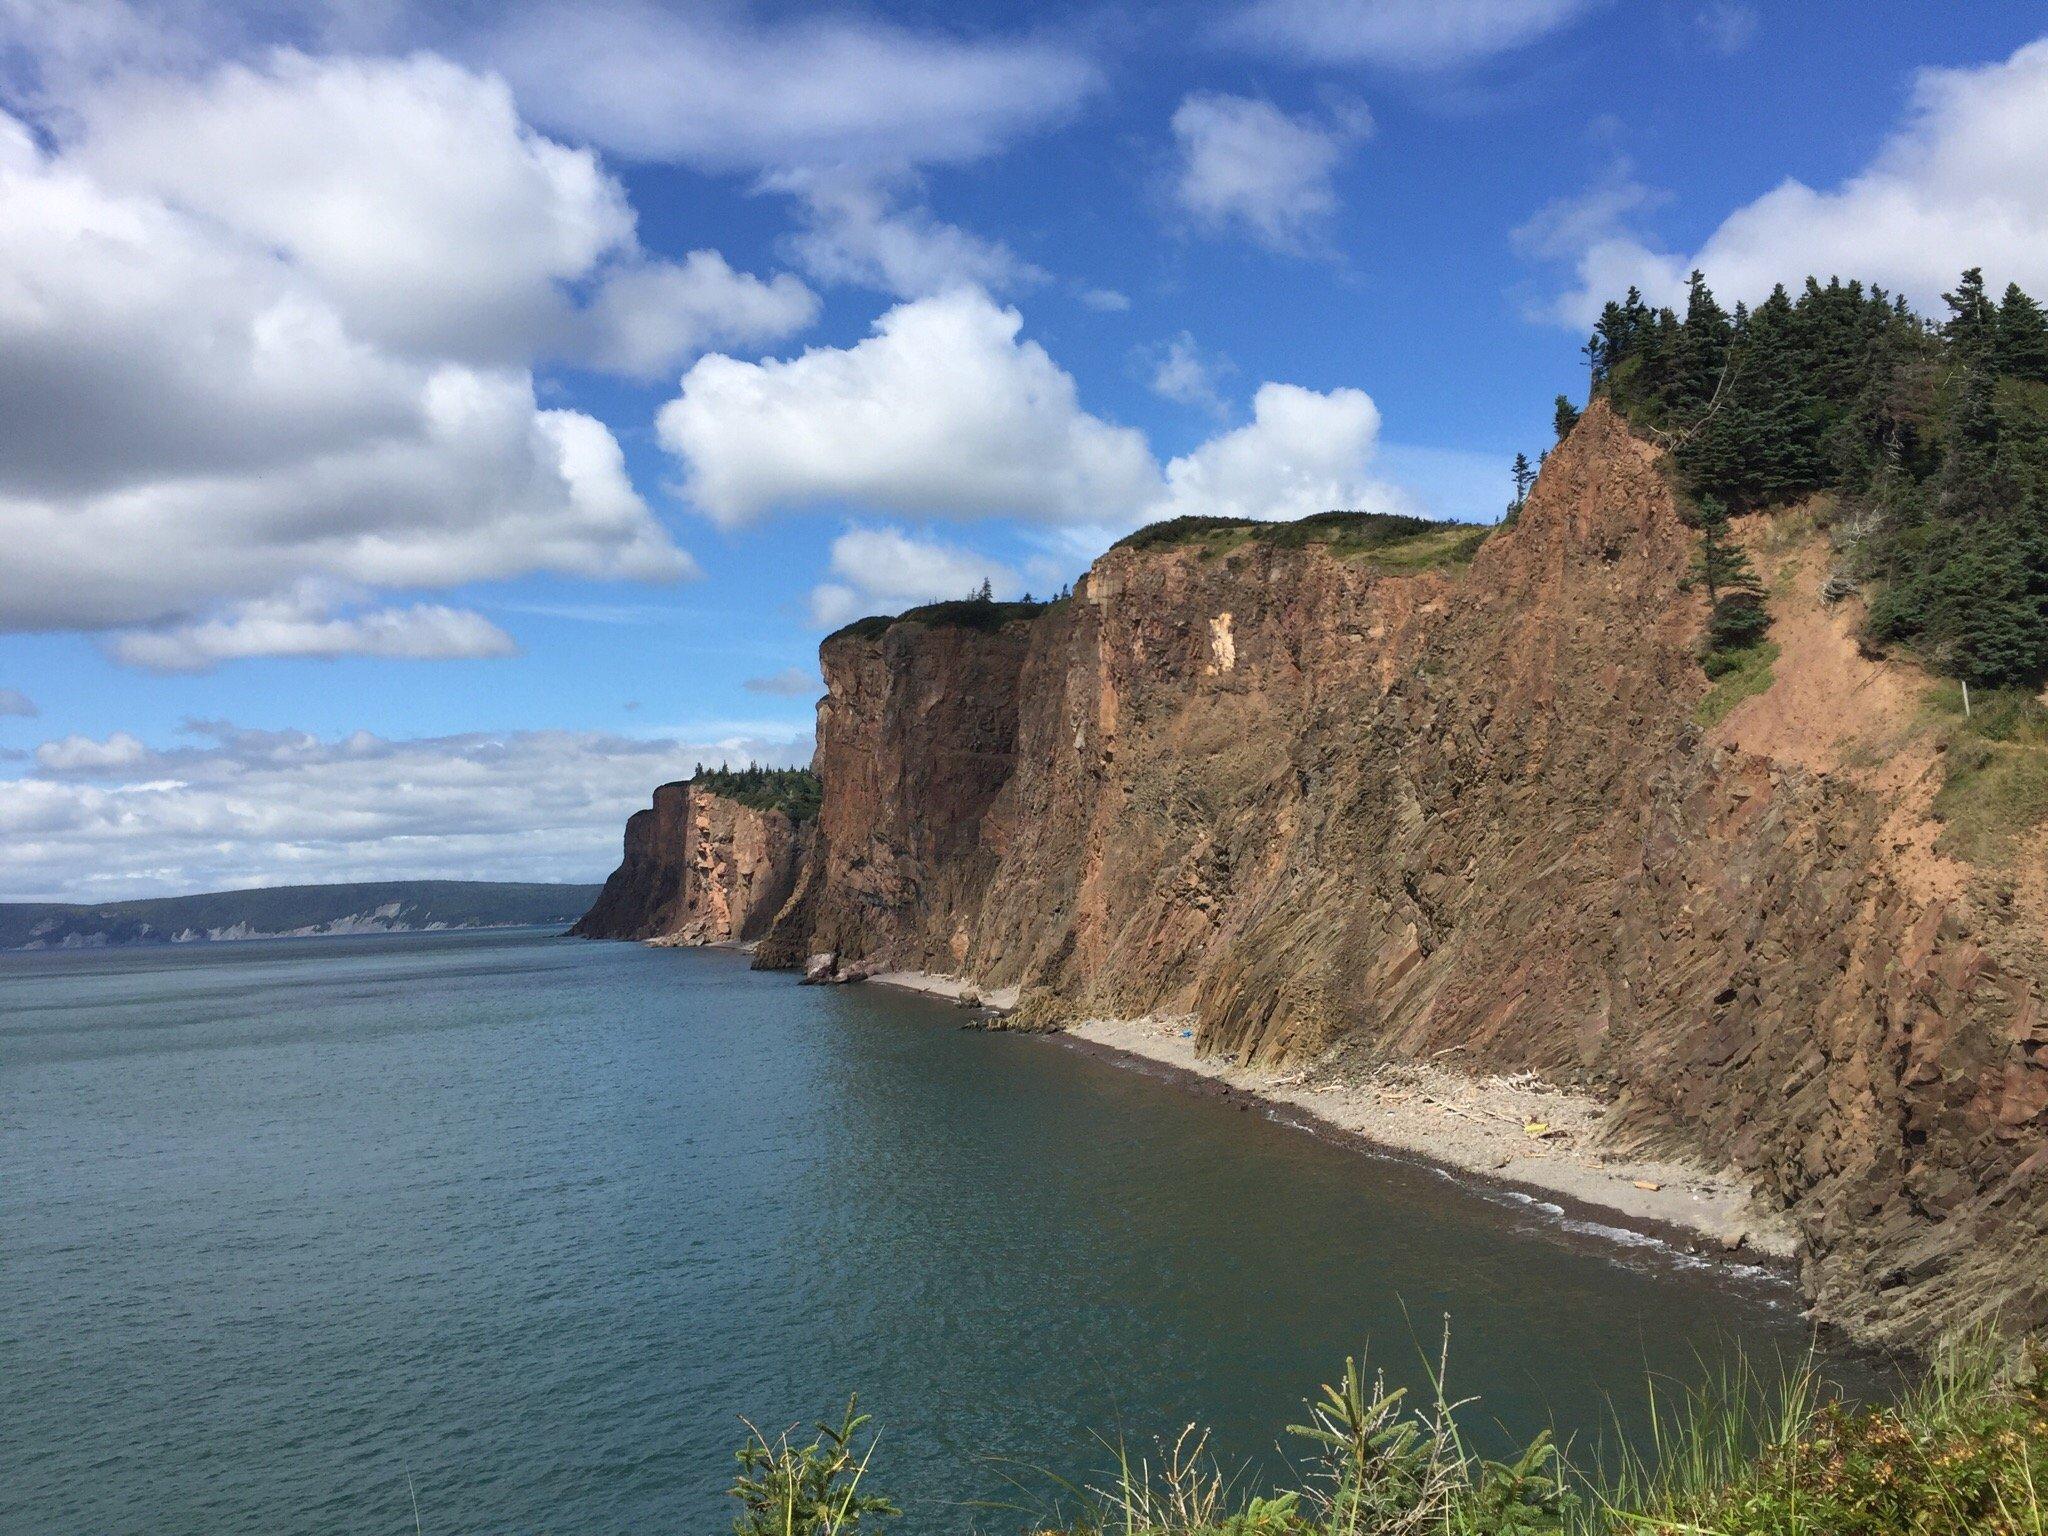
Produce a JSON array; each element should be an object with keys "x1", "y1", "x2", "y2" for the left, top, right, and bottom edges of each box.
[
  {"x1": 867, "y1": 969, "x2": 1023, "y2": 1010},
  {"x1": 1065, "y1": 1014, "x2": 1798, "y2": 1265},
  {"x1": 860, "y1": 967, "x2": 1798, "y2": 1271}
]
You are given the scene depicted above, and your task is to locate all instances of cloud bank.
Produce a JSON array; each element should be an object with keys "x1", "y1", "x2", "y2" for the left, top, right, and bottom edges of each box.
[
  {"x1": 0, "y1": 45, "x2": 825, "y2": 659},
  {"x1": 2, "y1": 719, "x2": 812, "y2": 901}
]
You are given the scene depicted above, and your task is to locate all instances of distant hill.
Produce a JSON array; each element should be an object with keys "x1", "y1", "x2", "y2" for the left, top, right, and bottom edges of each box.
[{"x1": 0, "y1": 881, "x2": 604, "y2": 950}]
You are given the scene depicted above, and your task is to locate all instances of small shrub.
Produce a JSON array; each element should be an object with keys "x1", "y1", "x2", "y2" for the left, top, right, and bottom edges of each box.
[
  {"x1": 1650, "y1": 1343, "x2": 2047, "y2": 1536},
  {"x1": 1709, "y1": 592, "x2": 1772, "y2": 651},
  {"x1": 729, "y1": 1396, "x2": 898, "y2": 1536}
]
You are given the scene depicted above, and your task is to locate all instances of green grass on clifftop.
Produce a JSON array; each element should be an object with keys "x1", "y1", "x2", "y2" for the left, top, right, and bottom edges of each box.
[
  {"x1": 1112, "y1": 510, "x2": 1491, "y2": 570},
  {"x1": 825, "y1": 597, "x2": 1054, "y2": 645}
]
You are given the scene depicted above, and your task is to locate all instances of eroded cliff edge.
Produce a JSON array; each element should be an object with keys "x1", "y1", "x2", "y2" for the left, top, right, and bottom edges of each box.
[
  {"x1": 759, "y1": 402, "x2": 2048, "y2": 1347},
  {"x1": 574, "y1": 780, "x2": 807, "y2": 946}
]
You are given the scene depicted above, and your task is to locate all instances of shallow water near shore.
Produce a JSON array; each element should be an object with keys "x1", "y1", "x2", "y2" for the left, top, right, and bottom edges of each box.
[{"x1": 2, "y1": 929, "x2": 1887, "y2": 1535}]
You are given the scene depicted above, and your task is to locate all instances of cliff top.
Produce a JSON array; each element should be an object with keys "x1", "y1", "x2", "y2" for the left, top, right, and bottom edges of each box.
[
  {"x1": 1110, "y1": 509, "x2": 1491, "y2": 569},
  {"x1": 690, "y1": 766, "x2": 822, "y2": 822},
  {"x1": 825, "y1": 596, "x2": 1055, "y2": 645}
]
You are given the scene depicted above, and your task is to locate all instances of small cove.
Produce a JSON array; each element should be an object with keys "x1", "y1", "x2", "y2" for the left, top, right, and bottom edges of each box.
[{"x1": 1, "y1": 929, "x2": 1889, "y2": 1535}]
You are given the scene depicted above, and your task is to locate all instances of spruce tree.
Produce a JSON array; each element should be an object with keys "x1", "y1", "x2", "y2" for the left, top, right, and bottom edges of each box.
[
  {"x1": 1944, "y1": 267, "x2": 1997, "y2": 360},
  {"x1": 1666, "y1": 271, "x2": 1732, "y2": 421},
  {"x1": 1511, "y1": 452, "x2": 1536, "y2": 508},
  {"x1": 1689, "y1": 496, "x2": 1769, "y2": 652},
  {"x1": 1942, "y1": 270, "x2": 2004, "y2": 516},
  {"x1": 1997, "y1": 283, "x2": 2048, "y2": 385},
  {"x1": 1554, "y1": 394, "x2": 1580, "y2": 441},
  {"x1": 1681, "y1": 285, "x2": 1824, "y2": 508}
]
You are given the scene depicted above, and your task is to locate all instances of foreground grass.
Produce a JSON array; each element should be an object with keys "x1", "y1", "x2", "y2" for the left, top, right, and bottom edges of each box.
[{"x1": 734, "y1": 1332, "x2": 2045, "y2": 1536}]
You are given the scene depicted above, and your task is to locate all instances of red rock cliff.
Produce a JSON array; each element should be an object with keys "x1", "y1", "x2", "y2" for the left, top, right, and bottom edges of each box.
[
  {"x1": 573, "y1": 782, "x2": 806, "y2": 946},
  {"x1": 760, "y1": 402, "x2": 2048, "y2": 1346}
]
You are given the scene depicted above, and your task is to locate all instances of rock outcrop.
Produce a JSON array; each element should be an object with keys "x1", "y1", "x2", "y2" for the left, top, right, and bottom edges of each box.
[
  {"x1": 756, "y1": 402, "x2": 2048, "y2": 1347},
  {"x1": 573, "y1": 781, "x2": 806, "y2": 946}
]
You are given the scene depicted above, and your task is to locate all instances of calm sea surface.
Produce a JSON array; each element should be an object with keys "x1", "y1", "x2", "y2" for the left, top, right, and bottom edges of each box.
[{"x1": 2, "y1": 929, "x2": 1880, "y2": 1534}]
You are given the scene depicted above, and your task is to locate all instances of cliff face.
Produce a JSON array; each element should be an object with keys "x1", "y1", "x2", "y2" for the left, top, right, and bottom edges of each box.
[
  {"x1": 760, "y1": 402, "x2": 2048, "y2": 1346},
  {"x1": 754, "y1": 616, "x2": 1033, "y2": 971},
  {"x1": 573, "y1": 783, "x2": 805, "y2": 946}
]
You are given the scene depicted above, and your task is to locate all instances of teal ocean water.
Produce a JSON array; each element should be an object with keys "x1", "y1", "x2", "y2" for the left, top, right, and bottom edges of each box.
[{"x1": 2, "y1": 929, "x2": 1875, "y2": 1534}]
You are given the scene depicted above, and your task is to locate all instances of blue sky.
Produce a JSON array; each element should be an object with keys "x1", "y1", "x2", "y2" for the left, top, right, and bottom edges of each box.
[{"x1": 4, "y1": 0, "x2": 2047, "y2": 899}]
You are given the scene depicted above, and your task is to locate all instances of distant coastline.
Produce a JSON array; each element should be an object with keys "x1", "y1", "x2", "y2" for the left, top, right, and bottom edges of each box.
[{"x1": 0, "y1": 880, "x2": 602, "y2": 951}]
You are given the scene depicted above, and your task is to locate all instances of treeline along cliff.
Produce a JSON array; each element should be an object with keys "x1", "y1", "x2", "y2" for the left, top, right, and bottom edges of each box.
[{"x1": 585, "y1": 399, "x2": 2048, "y2": 1352}]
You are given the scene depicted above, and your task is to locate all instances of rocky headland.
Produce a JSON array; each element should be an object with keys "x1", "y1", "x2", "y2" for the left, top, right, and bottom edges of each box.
[
  {"x1": 573, "y1": 778, "x2": 808, "y2": 947},
  {"x1": 582, "y1": 402, "x2": 2048, "y2": 1349}
]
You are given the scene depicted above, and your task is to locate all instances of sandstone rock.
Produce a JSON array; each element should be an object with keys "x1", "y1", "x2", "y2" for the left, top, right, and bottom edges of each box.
[
  {"x1": 573, "y1": 780, "x2": 807, "y2": 947},
  {"x1": 740, "y1": 400, "x2": 2046, "y2": 1348}
]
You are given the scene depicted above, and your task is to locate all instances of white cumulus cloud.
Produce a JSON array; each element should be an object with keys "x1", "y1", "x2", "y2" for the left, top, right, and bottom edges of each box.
[
  {"x1": 477, "y1": 0, "x2": 1099, "y2": 173},
  {"x1": 660, "y1": 287, "x2": 1417, "y2": 552},
  {"x1": 1156, "y1": 383, "x2": 1406, "y2": 524},
  {"x1": 771, "y1": 170, "x2": 1046, "y2": 299},
  {"x1": 582, "y1": 250, "x2": 819, "y2": 381},
  {"x1": 1170, "y1": 93, "x2": 1369, "y2": 254},
  {"x1": 1526, "y1": 38, "x2": 2048, "y2": 327},
  {"x1": 68, "y1": 49, "x2": 633, "y2": 362},
  {"x1": 1149, "y1": 332, "x2": 1234, "y2": 418},
  {"x1": 658, "y1": 288, "x2": 1160, "y2": 528},
  {"x1": 0, "y1": 49, "x2": 744, "y2": 649},
  {"x1": 806, "y1": 527, "x2": 1021, "y2": 628},
  {"x1": 34, "y1": 731, "x2": 151, "y2": 773}
]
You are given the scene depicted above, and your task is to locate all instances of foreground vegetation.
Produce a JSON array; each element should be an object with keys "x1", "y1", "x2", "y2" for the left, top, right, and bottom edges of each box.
[{"x1": 732, "y1": 1334, "x2": 2045, "y2": 1535}]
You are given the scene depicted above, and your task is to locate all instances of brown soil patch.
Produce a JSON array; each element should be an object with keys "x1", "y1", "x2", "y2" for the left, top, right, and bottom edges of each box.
[{"x1": 1711, "y1": 519, "x2": 1967, "y2": 906}]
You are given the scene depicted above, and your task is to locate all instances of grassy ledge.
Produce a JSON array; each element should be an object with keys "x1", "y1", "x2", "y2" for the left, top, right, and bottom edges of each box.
[
  {"x1": 1926, "y1": 684, "x2": 2048, "y2": 864},
  {"x1": 1111, "y1": 511, "x2": 1492, "y2": 571},
  {"x1": 1694, "y1": 641, "x2": 1780, "y2": 728}
]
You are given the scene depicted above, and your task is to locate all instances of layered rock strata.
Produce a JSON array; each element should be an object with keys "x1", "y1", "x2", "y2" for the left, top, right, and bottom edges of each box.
[{"x1": 755, "y1": 402, "x2": 2048, "y2": 1346}]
